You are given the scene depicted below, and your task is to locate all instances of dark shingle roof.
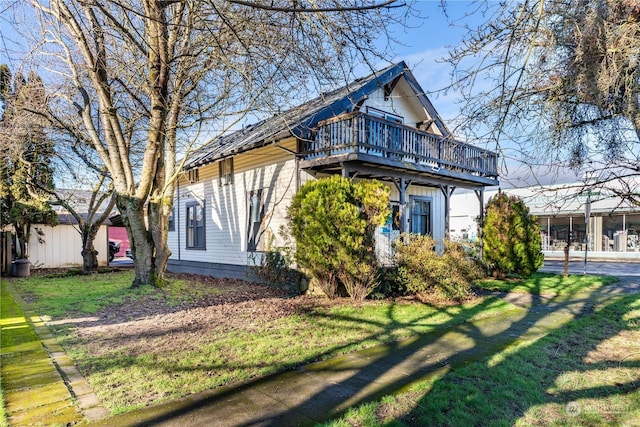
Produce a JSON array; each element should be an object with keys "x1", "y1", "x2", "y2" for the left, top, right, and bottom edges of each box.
[{"x1": 185, "y1": 61, "x2": 449, "y2": 170}]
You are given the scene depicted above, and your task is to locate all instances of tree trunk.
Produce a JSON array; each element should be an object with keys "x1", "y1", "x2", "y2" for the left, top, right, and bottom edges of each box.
[
  {"x1": 117, "y1": 194, "x2": 163, "y2": 287},
  {"x1": 14, "y1": 223, "x2": 28, "y2": 259},
  {"x1": 81, "y1": 225, "x2": 100, "y2": 274},
  {"x1": 149, "y1": 195, "x2": 171, "y2": 284},
  {"x1": 81, "y1": 247, "x2": 99, "y2": 274}
]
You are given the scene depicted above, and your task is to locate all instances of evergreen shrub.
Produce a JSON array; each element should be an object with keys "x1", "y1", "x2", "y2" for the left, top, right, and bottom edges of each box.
[
  {"x1": 483, "y1": 191, "x2": 544, "y2": 278},
  {"x1": 286, "y1": 176, "x2": 390, "y2": 300}
]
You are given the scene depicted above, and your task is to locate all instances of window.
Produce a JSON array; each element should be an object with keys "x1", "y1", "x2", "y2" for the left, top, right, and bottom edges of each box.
[
  {"x1": 168, "y1": 207, "x2": 175, "y2": 231},
  {"x1": 219, "y1": 158, "x2": 233, "y2": 186},
  {"x1": 366, "y1": 106, "x2": 403, "y2": 123},
  {"x1": 186, "y1": 202, "x2": 205, "y2": 249},
  {"x1": 366, "y1": 107, "x2": 403, "y2": 157},
  {"x1": 247, "y1": 189, "x2": 264, "y2": 251},
  {"x1": 410, "y1": 197, "x2": 432, "y2": 235},
  {"x1": 188, "y1": 169, "x2": 199, "y2": 183},
  {"x1": 391, "y1": 204, "x2": 401, "y2": 231}
]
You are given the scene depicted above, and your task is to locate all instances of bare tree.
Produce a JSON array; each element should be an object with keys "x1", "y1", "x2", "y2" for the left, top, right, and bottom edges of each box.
[
  {"x1": 443, "y1": 0, "x2": 640, "y2": 203},
  {"x1": 18, "y1": 0, "x2": 412, "y2": 287},
  {"x1": 48, "y1": 173, "x2": 116, "y2": 274}
]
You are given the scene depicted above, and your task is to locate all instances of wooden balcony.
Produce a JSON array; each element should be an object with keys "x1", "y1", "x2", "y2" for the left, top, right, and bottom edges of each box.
[{"x1": 301, "y1": 112, "x2": 499, "y2": 186}]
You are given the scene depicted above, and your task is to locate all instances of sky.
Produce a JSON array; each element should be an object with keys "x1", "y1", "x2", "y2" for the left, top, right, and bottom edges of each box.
[
  {"x1": 383, "y1": 1, "x2": 582, "y2": 187},
  {"x1": 0, "y1": 1, "x2": 580, "y2": 188}
]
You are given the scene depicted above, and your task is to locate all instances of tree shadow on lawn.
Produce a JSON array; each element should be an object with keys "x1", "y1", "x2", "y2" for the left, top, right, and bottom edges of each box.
[
  {"x1": 234, "y1": 276, "x2": 637, "y2": 426},
  {"x1": 73, "y1": 292, "x2": 508, "y2": 392},
  {"x1": 88, "y1": 275, "x2": 633, "y2": 426},
  {"x1": 395, "y1": 290, "x2": 640, "y2": 427},
  {"x1": 83, "y1": 290, "x2": 516, "y2": 423}
]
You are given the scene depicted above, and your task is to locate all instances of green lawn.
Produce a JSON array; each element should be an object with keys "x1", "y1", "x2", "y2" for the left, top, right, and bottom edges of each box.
[
  {"x1": 322, "y1": 275, "x2": 640, "y2": 426},
  {"x1": 7, "y1": 270, "x2": 518, "y2": 414},
  {"x1": 476, "y1": 272, "x2": 618, "y2": 296},
  {"x1": 1, "y1": 279, "x2": 82, "y2": 426},
  {"x1": 7, "y1": 269, "x2": 633, "y2": 424}
]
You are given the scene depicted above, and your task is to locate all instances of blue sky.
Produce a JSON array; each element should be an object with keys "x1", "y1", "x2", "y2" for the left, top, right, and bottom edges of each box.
[
  {"x1": 388, "y1": 1, "x2": 580, "y2": 186},
  {"x1": 387, "y1": 1, "x2": 475, "y2": 121},
  {"x1": 1, "y1": 1, "x2": 562, "y2": 186}
]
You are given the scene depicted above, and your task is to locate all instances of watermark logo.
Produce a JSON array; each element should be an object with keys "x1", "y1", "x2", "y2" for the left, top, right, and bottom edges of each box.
[{"x1": 566, "y1": 401, "x2": 581, "y2": 417}]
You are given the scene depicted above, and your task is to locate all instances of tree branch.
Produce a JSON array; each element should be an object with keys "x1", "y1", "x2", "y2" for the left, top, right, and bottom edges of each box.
[{"x1": 226, "y1": 0, "x2": 403, "y2": 13}]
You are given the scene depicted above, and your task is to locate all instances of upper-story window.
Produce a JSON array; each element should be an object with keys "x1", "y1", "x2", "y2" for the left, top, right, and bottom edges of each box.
[
  {"x1": 366, "y1": 106, "x2": 403, "y2": 124},
  {"x1": 219, "y1": 158, "x2": 234, "y2": 186},
  {"x1": 188, "y1": 169, "x2": 199, "y2": 184}
]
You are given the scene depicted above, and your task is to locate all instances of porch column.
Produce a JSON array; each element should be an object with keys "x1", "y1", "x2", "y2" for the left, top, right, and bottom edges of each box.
[
  {"x1": 474, "y1": 189, "x2": 485, "y2": 258},
  {"x1": 440, "y1": 185, "x2": 456, "y2": 240},
  {"x1": 393, "y1": 178, "x2": 411, "y2": 233},
  {"x1": 341, "y1": 163, "x2": 350, "y2": 178}
]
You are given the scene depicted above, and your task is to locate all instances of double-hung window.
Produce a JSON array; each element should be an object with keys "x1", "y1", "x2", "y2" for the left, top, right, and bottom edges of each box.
[
  {"x1": 186, "y1": 202, "x2": 205, "y2": 249},
  {"x1": 410, "y1": 196, "x2": 432, "y2": 235},
  {"x1": 247, "y1": 189, "x2": 264, "y2": 251},
  {"x1": 219, "y1": 158, "x2": 233, "y2": 186},
  {"x1": 188, "y1": 169, "x2": 199, "y2": 183},
  {"x1": 168, "y1": 207, "x2": 175, "y2": 231}
]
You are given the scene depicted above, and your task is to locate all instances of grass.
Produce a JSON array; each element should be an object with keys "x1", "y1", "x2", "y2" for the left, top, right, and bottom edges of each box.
[
  {"x1": 321, "y1": 280, "x2": 640, "y2": 426},
  {"x1": 0, "y1": 279, "x2": 82, "y2": 426},
  {"x1": 9, "y1": 270, "x2": 223, "y2": 318},
  {"x1": 12, "y1": 271, "x2": 152, "y2": 318},
  {"x1": 0, "y1": 368, "x2": 6, "y2": 427},
  {"x1": 476, "y1": 272, "x2": 617, "y2": 296},
  {"x1": 8, "y1": 270, "x2": 519, "y2": 414},
  {"x1": 6, "y1": 269, "x2": 634, "y2": 424},
  {"x1": 71, "y1": 296, "x2": 517, "y2": 415}
]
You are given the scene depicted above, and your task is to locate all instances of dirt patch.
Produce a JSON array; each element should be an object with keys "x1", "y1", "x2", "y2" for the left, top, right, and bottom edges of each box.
[{"x1": 60, "y1": 273, "x2": 353, "y2": 361}]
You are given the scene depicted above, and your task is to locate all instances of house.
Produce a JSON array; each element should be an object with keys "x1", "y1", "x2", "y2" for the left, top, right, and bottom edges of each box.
[
  {"x1": 168, "y1": 61, "x2": 499, "y2": 279},
  {"x1": 450, "y1": 180, "x2": 640, "y2": 262}
]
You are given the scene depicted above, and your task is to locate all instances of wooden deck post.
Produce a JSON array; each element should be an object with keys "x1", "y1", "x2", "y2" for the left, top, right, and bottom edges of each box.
[
  {"x1": 475, "y1": 189, "x2": 485, "y2": 259},
  {"x1": 393, "y1": 178, "x2": 412, "y2": 233},
  {"x1": 441, "y1": 185, "x2": 456, "y2": 240}
]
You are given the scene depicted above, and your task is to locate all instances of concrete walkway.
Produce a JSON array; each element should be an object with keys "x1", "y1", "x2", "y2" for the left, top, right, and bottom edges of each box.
[{"x1": 2, "y1": 272, "x2": 638, "y2": 427}]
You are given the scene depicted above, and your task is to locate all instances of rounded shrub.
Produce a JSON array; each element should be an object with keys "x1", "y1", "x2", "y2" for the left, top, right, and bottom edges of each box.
[
  {"x1": 286, "y1": 175, "x2": 390, "y2": 300},
  {"x1": 482, "y1": 191, "x2": 544, "y2": 278}
]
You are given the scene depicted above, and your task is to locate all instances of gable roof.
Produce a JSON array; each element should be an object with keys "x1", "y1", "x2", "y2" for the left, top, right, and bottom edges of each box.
[{"x1": 185, "y1": 61, "x2": 451, "y2": 170}]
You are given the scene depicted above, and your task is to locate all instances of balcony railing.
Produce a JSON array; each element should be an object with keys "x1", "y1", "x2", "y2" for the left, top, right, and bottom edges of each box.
[{"x1": 303, "y1": 112, "x2": 498, "y2": 178}]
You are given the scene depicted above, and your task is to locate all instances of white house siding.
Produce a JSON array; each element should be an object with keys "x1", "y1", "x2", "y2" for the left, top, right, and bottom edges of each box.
[
  {"x1": 360, "y1": 77, "x2": 437, "y2": 134},
  {"x1": 376, "y1": 184, "x2": 445, "y2": 263},
  {"x1": 169, "y1": 140, "x2": 298, "y2": 269},
  {"x1": 28, "y1": 224, "x2": 109, "y2": 268}
]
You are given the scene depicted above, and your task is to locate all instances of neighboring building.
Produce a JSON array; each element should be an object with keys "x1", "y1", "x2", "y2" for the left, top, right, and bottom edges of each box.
[
  {"x1": 450, "y1": 181, "x2": 640, "y2": 262},
  {"x1": 14, "y1": 189, "x2": 113, "y2": 270},
  {"x1": 107, "y1": 213, "x2": 131, "y2": 257},
  {"x1": 27, "y1": 214, "x2": 110, "y2": 269},
  {"x1": 168, "y1": 61, "x2": 499, "y2": 278}
]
